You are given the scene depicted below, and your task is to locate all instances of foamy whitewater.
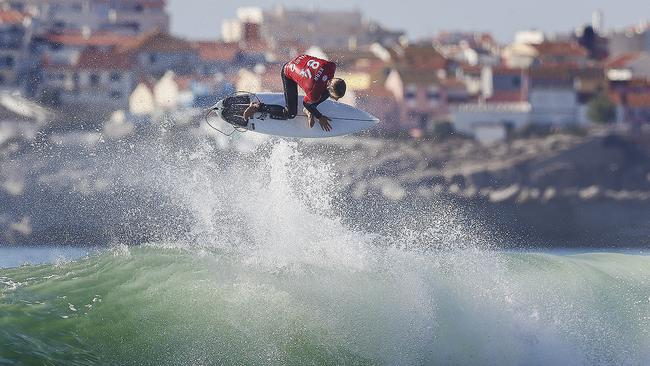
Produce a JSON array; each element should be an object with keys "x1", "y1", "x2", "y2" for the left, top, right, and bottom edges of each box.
[{"x1": 1, "y1": 139, "x2": 649, "y2": 365}]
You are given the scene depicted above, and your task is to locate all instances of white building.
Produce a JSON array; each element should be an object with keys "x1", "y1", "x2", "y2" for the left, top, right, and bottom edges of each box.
[
  {"x1": 606, "y1": 52, "x2": 650, "y2": 81},
  {"x1": 529, "y1": 88, "x2": 578, "y2": 125},
  {"x1": 39, "y1": 45, "x2": 136, "y2": 111},
  {"x1": 4, "y1": 0, "x2": 169, "y2": 35},
  {"x1": 62, "y1": 47, "x2": 136, "y2": 109},
  {"x1": 608, "y1": 23, "x2": 650, "y2": 55},
  {"x1": 452, "y1": 102, "x2": 531, "y2": 139},
  {"x1": 0, "y1": 9, "x2": 32, "y2": 88},
  {"x1": 223, "y1": 6, "x2": 403, "y2": 49}
]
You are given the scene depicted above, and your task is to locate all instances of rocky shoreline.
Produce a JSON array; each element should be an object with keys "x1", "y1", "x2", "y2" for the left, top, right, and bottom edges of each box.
[
  {"x1": 1, "y1": 112, "x2": 649, "y2": 247},
  {"x1": 326, "y1": 130, "x2": 650, "y2": 246}
]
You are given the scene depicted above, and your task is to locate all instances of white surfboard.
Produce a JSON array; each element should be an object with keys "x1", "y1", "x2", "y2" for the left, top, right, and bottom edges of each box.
[{"x1": 211, "y1": 92, "x2": 379, "y2": 138}]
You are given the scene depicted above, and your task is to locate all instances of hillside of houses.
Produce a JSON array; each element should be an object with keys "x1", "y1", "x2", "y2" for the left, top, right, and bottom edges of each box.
[{"x1": 0, "y1": 2, "x2": 649, "y2": 142}]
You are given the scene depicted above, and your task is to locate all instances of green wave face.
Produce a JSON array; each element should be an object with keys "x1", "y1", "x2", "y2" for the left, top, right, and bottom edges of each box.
[{"x1": 2, "y1": 247, "x2": 650, "y2": 366}]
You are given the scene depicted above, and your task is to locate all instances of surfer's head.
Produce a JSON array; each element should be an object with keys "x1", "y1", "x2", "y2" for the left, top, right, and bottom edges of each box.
[{"x1": 327, "y1": 78, "x2": 346, "y2": 101}]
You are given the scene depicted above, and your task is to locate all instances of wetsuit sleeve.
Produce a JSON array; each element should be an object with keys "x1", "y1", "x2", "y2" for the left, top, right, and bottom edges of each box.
[{"x1": 303, "y1": 92, "x2": 329, "y2": 119}]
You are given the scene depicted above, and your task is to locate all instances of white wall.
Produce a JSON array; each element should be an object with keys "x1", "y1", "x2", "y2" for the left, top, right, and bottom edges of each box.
[
  {"x1": 529, "y1": 88, "x2": 577, "y2": 125},
  {"x1": 475, "y1": 124, "x2": 508, "y2": 145},
  {"x1": 452, "y1": 102, "x2": 531, "y2": 135}
]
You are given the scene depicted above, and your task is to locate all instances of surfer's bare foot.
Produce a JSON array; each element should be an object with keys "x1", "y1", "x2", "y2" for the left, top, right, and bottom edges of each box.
[
  {"x1": 304, "y1": 108, "x2": 315, "y2": 128},
  {"x1": 243, "y1": 102, "x2": 261, "y2": 121}
]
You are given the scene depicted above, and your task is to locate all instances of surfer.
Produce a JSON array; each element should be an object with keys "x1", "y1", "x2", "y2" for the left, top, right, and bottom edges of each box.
[{"x1": 243, "y1": 54, "x2": 347, "y2": 132}]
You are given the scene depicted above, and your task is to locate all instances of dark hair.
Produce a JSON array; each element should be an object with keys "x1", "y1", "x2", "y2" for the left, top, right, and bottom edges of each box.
[{"x1": 329, "y1": 78, "x2": 346, "y2": 98}]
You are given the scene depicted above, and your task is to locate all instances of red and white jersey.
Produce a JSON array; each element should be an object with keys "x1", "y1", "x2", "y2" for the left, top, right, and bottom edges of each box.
[{"x1": 284, "y1": 54, "x2": 336, "y2": 104}]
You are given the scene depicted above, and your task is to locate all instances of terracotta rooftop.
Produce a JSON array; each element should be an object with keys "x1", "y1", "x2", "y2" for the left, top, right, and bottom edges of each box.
[
  {"x1": 397, "y1": 45, "x2": 448, "y2": 70},
  {"x1": 606, "y1": 52, "x2": 642, "y2": 68},
  {"x1": 487, "y1": 90, "x2": 527, "y2": 103},
  {"x1": 42, "y1": 55, "x2": 74, "y2": 70},
  {"x1": 389, "y1": 45, "x2": 448, "y2": 70},
  {"x1": 194, "y1": 41, "x2": 240, "y2": 62},
  {"x1": 441, "y1": 78, "x2": 467, "y2": 89},
  {"x1": 0, "y1": 10, "x2": 28, "y2": 25},
  {"x1": 76, "y1": 48, "x2": 134, "y2": 70},
  {"x1": 44, "y1": 31, "x2": 135, "y2": 47},
  {"x1": 393, "y1": 67, "x2": 440, "y2": 85},
  {"x1": 626, "y1": 93, "x2": 650, "y2": 108},
  {"x1": 532, "y1": 41, "x2": 588, "y2": 57},
  {"x1": 121, "y1": 31, "x2": 195, "y2": 53},
  {"x1": 174, "y1": 75, "x2": 194, "y2": 90},
  {"x1": 492, "y1": 66, "x2": 527, "y2": 76},
  {"x1": 524, "y1": 65, "x2": 602, "y2": 82},
  {"x1": 93, "y1": 0, "x2": 166, "y2": 9},
  {"x1": 239, "y1": 39, "x2": 268, "y2": 54}
]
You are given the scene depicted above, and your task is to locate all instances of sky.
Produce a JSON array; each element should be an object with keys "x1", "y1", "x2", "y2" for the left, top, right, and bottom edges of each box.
[{"x1": 166, "y1": 0, "x2": 649, "y2": 42}]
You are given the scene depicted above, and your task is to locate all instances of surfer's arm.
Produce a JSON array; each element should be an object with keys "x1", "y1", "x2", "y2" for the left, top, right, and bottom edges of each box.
[{"x1": 303, "y1": 93, "x2": 329, "y2": 119}]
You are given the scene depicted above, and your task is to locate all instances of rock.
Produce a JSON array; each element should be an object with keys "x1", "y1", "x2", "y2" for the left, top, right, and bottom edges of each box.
[
  {"x1": 542, "y1": 187, "x2": 557, "y2": 202},
  {"x1": 579, "y1": 186, "x2": 601, "y2": 201},
  {"x1": 9, "y1": 216, "x2": 31, "y2": 236},
  {"x1": 489, "y1": 184, "x2": 520, "y2": 203}
]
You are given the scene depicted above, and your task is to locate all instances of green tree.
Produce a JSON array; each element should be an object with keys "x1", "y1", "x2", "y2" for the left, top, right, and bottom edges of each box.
[{"x1": 587, "y1": 93, "x2": 617, "y2": 124}]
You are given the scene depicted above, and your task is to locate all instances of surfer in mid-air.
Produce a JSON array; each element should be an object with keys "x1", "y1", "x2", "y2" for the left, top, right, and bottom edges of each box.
[{"x1": 243, "y1": 54, "x2": 347, "y2": 132}]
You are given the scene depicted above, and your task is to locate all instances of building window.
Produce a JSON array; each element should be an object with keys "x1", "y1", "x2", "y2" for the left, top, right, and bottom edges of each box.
[
  {"x1": 110, "y1": 73, "x2": 122, "y2": 82},
  {"x1": 90, "y1": 74, "x2": 100, "y2": 87},
  {"x1": 149, "y1": 54, "x2": 157, "y2": 64},
  {"x1": 427, "y1": 88, "x2": 439, "y2": 100},
  {"x1": 110, "y1": 91, "x2": 122, "y2": 99},
  {"x1": 405, "y1": 85, "x2": 417, "y2": 100},
  {"x1": 2, "y1": 56, "x2": 14, "y2": 67}
]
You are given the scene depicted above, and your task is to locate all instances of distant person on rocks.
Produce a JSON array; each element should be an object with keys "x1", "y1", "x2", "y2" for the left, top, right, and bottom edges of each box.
[{"x1": 243, "y1": 54, "x2": 347, "y2": 132}]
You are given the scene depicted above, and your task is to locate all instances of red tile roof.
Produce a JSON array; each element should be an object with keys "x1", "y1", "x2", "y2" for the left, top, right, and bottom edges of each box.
[
  {"x1": 491, "y1": 66, "x2": 527, "y2": 76},
  {"x1": 530, "y1": 65, "x2": 577, "y2": 81},
  {"x1": 606, "y1": 53, "x2": 641, "y2": 68},
  {"x1": 441, "y1": 78, "x2": 467, "y2": 89},
  {"x1": 76, "y1": 48, "x2": 135, "y2": 70},
  {"x1": 626, "y1": 93, "x2": 650, "y2": 108},
  {"x1": 194, "y1": 41, "x2": 240, "y2": 62},
  {"x1": 240, "y1": 39, "x2": 268, "y2": 54},
  {"x1": 42, "y1": 59, "x2": 74, "y2": 71},
  {"x1": 44, "y1": 31, "x2": 135, "y2": 47},
  {"x1": 532, "y1": 41, "x2": 588, "y2": 57},
  {"x1": 399, "y1": 45, "x2": 448, "y2": 70},
  {"x1": 0, "y1": 10, "x2": 28, "y2": 25},
  {"x1": 393, "y1": 67, "x2": 440, "y2": 85},
  {"x1": 93, "y1": 0, "x2": 166, "y2": 9},
  {"x1": 174, "y1": 75, "x2": 194, "y2": 90},
  {"x1": 487, "y1": 90, "x2": 527, "y2": 103},
  {"x1": 121, "y1": 31, "x2": 195, "y2": 53}
]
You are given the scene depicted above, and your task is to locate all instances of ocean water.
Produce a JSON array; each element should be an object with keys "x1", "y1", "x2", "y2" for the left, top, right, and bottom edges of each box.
[{"x1": 1, "y1": 140, "x2": 649, "y2": 365}]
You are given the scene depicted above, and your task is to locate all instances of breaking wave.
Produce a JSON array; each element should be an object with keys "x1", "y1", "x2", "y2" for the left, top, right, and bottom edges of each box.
[{"x1": 1, "y1": 140, "x2": 649, "y2": 365}]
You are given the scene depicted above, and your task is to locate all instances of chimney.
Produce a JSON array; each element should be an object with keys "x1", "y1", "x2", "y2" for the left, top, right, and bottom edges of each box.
[{"x1": 242, "y1": 22, "x2": 260, "y2": 43}]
